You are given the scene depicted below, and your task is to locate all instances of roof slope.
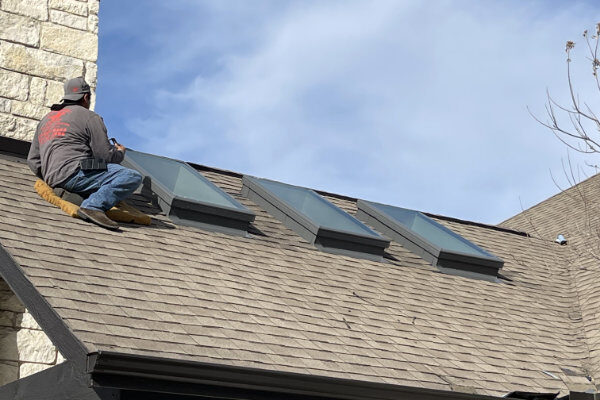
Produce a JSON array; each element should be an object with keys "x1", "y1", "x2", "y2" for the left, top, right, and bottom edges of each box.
[
  {"x1": 0, "y1": 150, "x2": 593, "y2": 397},
  {"x1": 502, "y1": 173, "x2": 600, "y2": 387}
]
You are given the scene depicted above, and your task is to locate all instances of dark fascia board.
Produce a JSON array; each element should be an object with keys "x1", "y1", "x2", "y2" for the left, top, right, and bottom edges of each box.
[
  {"x1": 0, "y1": 136, "x2": 31, "y2": 157},
  {"x1": 122, "y1": 157, "x2": 255, "y2": 231},
  {"x1": 241, "y1": 176, "x2": 389, "y2": 259},
  {"x1": 87, "y1": 351, "x2": 513, "y2": 400},
  {"x1": 356, "y1": 200, "x2": 503, "y2": 276},
  {"x1": 504, "y1": 392, "x2": 561, "y2": 400},
  {"x1": 0, "y1": 243, "x2": 89, "y2": 370}
]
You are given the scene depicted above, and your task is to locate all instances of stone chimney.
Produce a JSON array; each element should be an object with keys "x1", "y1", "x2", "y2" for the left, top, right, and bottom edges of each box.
[
  {"x1": 0, "y1": 0, "x2": 100, "y2": 142},
  {"x1": 0, "y1": 0, "x2": 100, "y2": 385}
]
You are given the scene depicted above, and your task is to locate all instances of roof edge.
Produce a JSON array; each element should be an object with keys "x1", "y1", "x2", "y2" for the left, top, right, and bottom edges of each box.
[
  {"x1": 500, "y1": 173, "x2": 600, "y2": 227},
  {"x1": 191, "y1": 162, "x2": 526, "y2": 237},
  {"x1": 0, "y1": 242, "x2": 89, "y2": 369},
  {"x1": 189, "y1": 162, "x2": 244, "y2": 179},
  {"x1": 0, "y1": 136, "x2": 31, "y2": 158},
  {"x1": 88, "y1": 350, "x2": 512, "y2": 400},
  {"x1": 424, "y1": 212, "x2": 530, "y2": 237}
]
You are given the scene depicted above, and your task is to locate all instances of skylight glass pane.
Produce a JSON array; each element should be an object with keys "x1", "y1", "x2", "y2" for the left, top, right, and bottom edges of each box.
[
  {"x1": 257, "y1": 179, "x2": 380, "y2": 237},
  {"x1": 369, "y1": 202, "x2": 494, "y2": 258},
  {"x1": 126, "y1": 150, "x2": 245, "y2": 210}
]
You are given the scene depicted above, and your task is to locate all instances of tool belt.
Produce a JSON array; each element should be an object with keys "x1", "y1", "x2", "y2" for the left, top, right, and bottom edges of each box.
[{"x1": 79, "y1": 158, "x2": 107, "y2": 171}]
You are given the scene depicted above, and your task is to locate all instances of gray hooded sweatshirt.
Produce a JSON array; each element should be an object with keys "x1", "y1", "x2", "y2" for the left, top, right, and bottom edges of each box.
[{"x1": 27, "y1": 104, "x2": 124, "y2": 188}]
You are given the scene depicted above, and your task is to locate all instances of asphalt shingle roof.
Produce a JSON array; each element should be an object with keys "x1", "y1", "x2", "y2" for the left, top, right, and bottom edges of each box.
[
  {"x1": 502, "y1": 173, "x2": 600, "y2": 389},
  {"x1": 0, "y1": 151, "x2": 594, "y2": 396}
]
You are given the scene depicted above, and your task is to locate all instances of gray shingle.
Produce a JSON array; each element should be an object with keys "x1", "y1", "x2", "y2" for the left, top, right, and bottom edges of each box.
[{"x1": 0, "y1": 153, "x2": 592, "y2": 397}]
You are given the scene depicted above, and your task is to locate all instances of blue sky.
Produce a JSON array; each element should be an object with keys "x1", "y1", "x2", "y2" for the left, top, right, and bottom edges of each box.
[{"x1": 96, "y1": 1, "x2": 600, "y2": 224}]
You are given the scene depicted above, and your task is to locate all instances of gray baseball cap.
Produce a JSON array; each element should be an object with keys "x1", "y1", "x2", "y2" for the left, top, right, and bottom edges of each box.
[{"x1": 62, "y1": 77, "x2": 91, "y2": 101}]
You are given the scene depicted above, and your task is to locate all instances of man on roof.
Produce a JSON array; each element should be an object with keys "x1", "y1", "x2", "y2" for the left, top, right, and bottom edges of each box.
[{"x1": 27, "y1": 77, "x2": 142, "y2": 231}]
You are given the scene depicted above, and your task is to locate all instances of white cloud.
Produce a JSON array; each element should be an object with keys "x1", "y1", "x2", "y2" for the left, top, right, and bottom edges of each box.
[{"x1": 122, "y1": 0, "x2": 600, "y2": 223}]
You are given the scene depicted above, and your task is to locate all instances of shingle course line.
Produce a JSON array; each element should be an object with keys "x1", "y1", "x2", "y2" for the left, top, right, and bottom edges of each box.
[
  {"x1": 17, "y1": 258, "x2": 580, "y2": 342},
  {"x1": 0, "y1": 154, "x2": 590, "y2": 396},
  {"x1": 10, "y1": 238, "x2": 572, "y2": 312}
]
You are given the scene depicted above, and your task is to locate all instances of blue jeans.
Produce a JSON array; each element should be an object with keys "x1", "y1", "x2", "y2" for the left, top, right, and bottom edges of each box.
[{"x1": 62, "y1": 164, "x2": 143, "y2": 211}]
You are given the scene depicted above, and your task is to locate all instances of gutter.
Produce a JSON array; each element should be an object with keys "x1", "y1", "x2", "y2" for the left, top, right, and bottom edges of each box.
[{"x1": 87, "y1": 351, "x2": 512, "y2": 400}]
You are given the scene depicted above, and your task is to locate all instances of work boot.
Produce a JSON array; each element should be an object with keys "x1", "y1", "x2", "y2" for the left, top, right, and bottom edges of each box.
[{"x1": 77, "y1": 208, "x2": 119, "y2": 231}]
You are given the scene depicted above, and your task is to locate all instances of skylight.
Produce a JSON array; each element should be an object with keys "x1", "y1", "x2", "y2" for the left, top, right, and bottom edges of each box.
[
  {"x1": 242, "y1": 176, "x2": 390, "y2": 260},
  {"x1": 123, "y1": 150, "x2": 255, "y2": 234},
  {"x1": 356, "y1": 200, "x2": 504, "y2": 279}
]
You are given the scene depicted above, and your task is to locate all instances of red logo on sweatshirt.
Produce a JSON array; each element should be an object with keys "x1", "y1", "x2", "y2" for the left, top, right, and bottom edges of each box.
[{"x1": 38, "y1": 109, "x2": 72, "y2": 145}]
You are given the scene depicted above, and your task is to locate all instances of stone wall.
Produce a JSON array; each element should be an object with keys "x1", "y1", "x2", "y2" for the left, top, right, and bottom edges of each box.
[
  {"x1": 0, "y1": 0, "x2": 99, "y2": 385},
  {"x1": 0, "y1": 0, "x2": 100, "y2": 142},
  {"x1": 0, "y1": 279, "x2": 65, "y2": 385}
]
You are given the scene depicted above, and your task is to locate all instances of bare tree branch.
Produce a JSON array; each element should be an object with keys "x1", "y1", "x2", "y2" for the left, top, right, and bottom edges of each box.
[
  {"x1": 524, "y1": 25, "x2": 600, "y2": 263},
  {"x1": 531, "y1": 27, "x2": 600, "y2": 153}
]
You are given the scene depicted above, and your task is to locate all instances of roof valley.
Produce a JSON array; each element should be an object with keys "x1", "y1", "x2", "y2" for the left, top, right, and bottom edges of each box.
[
  {"x1": 566, "y1": 253, "x2": 600, "y2": 386},
  {"x1": 503, "y1": 173, "x2": 600, "y2": 387}
]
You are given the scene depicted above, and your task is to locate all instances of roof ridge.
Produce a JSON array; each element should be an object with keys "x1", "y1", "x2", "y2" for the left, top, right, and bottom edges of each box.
[
  {"x1": 191, "y1": 162, "x2": 363, "y2": 203},
  {"x1": 189, "y1": 162, "x2": 244, "y2": 179},
  {"x1": 190, "y1": 161, "x2": 530, "y2": 237},
  {"x1": 424, "y1": 212, "x2": 530, "y2": 237}
]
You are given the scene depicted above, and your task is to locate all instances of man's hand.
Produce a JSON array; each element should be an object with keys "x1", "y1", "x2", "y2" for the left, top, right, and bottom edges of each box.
[{"x1": 110, "y1": 138, "x2": 126, "y2": 153}]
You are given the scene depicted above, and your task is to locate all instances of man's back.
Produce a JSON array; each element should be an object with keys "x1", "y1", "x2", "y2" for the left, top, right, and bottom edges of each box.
[{"x1": 29, "y1": 104, "x2": 123, "y2": 188}]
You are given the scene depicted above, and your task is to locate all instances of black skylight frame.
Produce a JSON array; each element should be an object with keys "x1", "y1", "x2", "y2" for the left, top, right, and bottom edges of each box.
[
  {"x1": 122, "y1": 150, "x2": 255, "y2": 234},
  {"x1": 356, "y1": 200, "x2": 504, "y2": 279},
  {"x1": 242, "y1": 176, "x2": 390, "y2": 261}
]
